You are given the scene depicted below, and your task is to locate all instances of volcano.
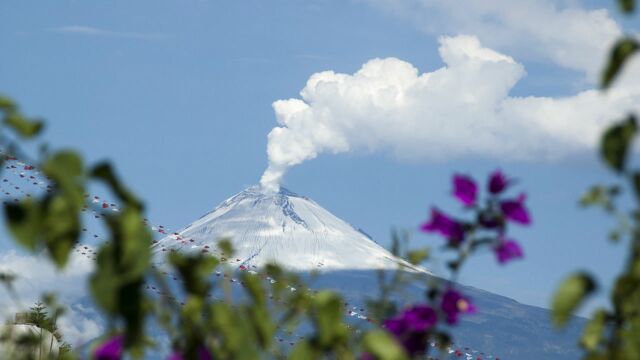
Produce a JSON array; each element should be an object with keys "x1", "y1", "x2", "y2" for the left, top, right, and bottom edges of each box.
[{"x1": 153, "y1": 186, "x2": 423, "y2": 272}]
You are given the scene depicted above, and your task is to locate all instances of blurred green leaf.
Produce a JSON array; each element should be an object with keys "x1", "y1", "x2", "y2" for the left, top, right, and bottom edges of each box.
[
  {"x1": 580, "y1": 185, "x2": 621, "y2": 213},
  {"x1": 218, "y1": 238, "x2": 233, "y2": 257},
  {"x1": 43, "y1": 151, "x2": 84, "y2": 178},
  {"x1": 42, "y1": 150, "x2": 85, "y2": 204},
  {"x1": 91, "y1": 162, "x2": 142, "y2": 210},
  {"x1": 407, "y1": 248, "x2": 429, "y2": 265},
  {"x1": 608, "y1": 229, "x2": 622, "y2": 242},
  {"x1": 312, "y1": 291, "x2": 347, "y2": 348},
  {"x1": 580, "y1": 308, "x2": 608, "y2": 351},
  {"x1": 600, "y1": 116, "x2": 637, "y2": 173},
  {"x1": 433, "y1": 331, "x2": 452, "y2": 351},
  {"x1": 552, "y1": 272, "x2": 597, "y2": 327},
  {"x1": 602, "y1": 38, "x2": 639, "y2": 88},
  {"x1": 289, "y1": 340, "x2": 317, "y2": 360},
  {"x1": 631, "y1": 172, "x2": 640, "y2": 205},
  {"x1": 362, "y1": 330, "x2": 408, "y2": 360},
  {"x1": 90, "y1": 246, "x2": 120, "y2": 314},
  {"x1": 90, "y1": 207, "x2": 151, "y2": 349},
  {"x1": 618, "y1": 0, "x2": 635, "y2": 13},
  {"x1": 4, "y1": 112, "x2": 43, "y2": 138},
  {"x1": 612, "y1": 274, "x2": 640, "y2": 315},
  {"x1": 169, "y1": 252, "x2": 218, "y2": 297},
  {"x1": 115, "y1": 208, "x2": 152, "y2": 281},
  {"x1": 209, "y1": 302, "x2": 259, "y2": 358},
  {"x1": 580, "y1": 186, "x2": 607, "y2": 207},
  {"x1": 41, "y1": 193, "x2": 81, "y2": 267},
  {"x1": 0, "y1": 95, "x2": 17, "y2": 112},
  {"x1": 0, "y1": 271, "x2": 16, "y2": 286},
  {"x1": 242, "y1": 272, "x2": 266, "y2": 305},
  {"x1": 4, "y1": 199, "x2": 41, "y2": 250}
]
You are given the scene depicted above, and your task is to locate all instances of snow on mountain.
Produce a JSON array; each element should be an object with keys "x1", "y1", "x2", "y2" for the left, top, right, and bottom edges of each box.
[{"x1": 153, "y1": 186, "x2": 424, "y2": 272}]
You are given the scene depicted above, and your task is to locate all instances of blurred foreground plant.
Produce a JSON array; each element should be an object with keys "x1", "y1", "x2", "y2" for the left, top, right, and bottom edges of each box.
[{"x1": 549, "y1": 1, "x2": 640, "y2": 359}]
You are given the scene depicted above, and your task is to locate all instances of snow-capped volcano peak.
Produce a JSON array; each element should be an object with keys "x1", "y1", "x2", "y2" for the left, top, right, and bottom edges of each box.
[{"x1": 153, "y1": 186, "x2": 425, "y2": 272}]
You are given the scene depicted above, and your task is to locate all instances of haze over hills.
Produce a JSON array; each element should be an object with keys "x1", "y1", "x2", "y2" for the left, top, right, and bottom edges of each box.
[{"x1": 149, "y1": 186, "x2": 584, "y2": 359}]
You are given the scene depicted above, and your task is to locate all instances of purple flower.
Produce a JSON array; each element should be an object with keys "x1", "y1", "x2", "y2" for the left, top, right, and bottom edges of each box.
[
  {"x1": 441, "y1": 289, "x2": 476, "y2": 325},
  {"x1": 94, "y1": 335, "x2": 124, "y2": 360},
  {"x1": 488, "y1": 170, "x2": 510, "y2": 194},
  {"x1": 360, "y1": 352, "x2": 375, "y2": 360},
  {"x1": 199, "y1": 347, "x2": 213, "y2": 360},
  {"x1": 403, "y1": 305, "x2": 437, "y2": 332},
  {"x1": 421, "y1": 208, "x2": 465, "y2": 244},
  {"x1": 383, "y1": 317, "x2": 408, "y2": 337},
  {"x1": 383, "y1": 318, "x2": 427, "y2": 356},
  {"x1": 453, "y1": 174, "x2": 477, "y2": 206},
  {"x1": 399, "y1": 332, "x2": 428, "y2": 356},
  {"x1": 495, "y1": 239, "x2": 524, "y2": 264},
  {"x1": 383, "y1": 305, "x2": 436, "y2": 357},
  {"x1": 500, "y1": 194, "x2": 531, "y2": 225},
  {"x1": 167, "y1": 347, "x2": 212, "y2": 360}
]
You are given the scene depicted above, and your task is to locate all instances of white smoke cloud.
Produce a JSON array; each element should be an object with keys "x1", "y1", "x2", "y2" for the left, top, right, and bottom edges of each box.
[
  {"x1": 260, "y1": 35, "x2": 640, "y2": 191},
  {"x1": 0, "y1": 249, "x2": 102, "y2": 346},
  {"x1": 360, "y1": 0, "x2": 621, "y2": 80}
]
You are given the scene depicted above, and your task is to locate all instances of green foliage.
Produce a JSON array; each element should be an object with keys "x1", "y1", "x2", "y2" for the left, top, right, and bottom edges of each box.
[
  {"x1": 2, "y1": 150, "x2": 86, "y2": 267},
  {"x1": 0, "y1": 95, "x2": 43, "y2": 139},
  {"x1": 363, "y1": 330, "x2": 408, "y2": 360},
  {"x1": 407, "y1": 248, "x2": 429, "y2": 265},
  {"x1": 580, "y1": 308, "x2": 607, "y2": 352},
  {"x1": 90, "y1": 207, "x2": 152, "y2": 351},
  {"x1": 169, "y1": 253, "x2": 218, "y2": 297},
  {"x1": 562, "y1": 6, "x2": 640, "y2": 357},
  {"x1": 91, "y1": 162, "x2": 142, "y2": 210},
  {"x1": 600, "y1": 115, "x2": 637, "y2": 173},
  {"x1": 602, "y1": 38, "x2": 639, "y2": 88},
  {"x1": 311, "y1": 291, "x2": 348, "y2": 349},
  {"x1": 551, "y1": 272, "x2": 596, "y2": 327},
  {"x1": 619, "y1": 0, "x2": 636, "y2": 13},
  {"x1": 580, "y1": 185, "x2": 620, "y2": 211},
  {"x1": 5, "y1": 199, "x2": 42, "y2": 251}
]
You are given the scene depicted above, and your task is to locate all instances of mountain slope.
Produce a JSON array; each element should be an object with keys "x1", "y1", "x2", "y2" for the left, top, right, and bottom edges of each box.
[{"x1": 153, "y1": 186, "x2": 423, "y2": 272}]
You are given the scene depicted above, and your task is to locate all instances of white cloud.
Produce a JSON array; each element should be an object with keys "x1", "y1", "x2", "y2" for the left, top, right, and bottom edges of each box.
[
  {"x1": 0, "y1": 249, "x2": 102, "y2": 346},
  {"x1": 51, "y1": 26, "x2": 166, "y2": 40},
  {"x1": 260, "y1": 35, "x2": 640, "y2": 191},
  {"x1": 57, "y1": 303, "x2": 103, "y2": 346},
  {"x1": 360, "y1": 0, "x2": 621, "y2": 80}
]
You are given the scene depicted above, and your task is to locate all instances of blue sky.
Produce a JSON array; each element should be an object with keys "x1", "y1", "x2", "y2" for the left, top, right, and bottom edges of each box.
[{"x1": 0, "y1": 0, "x2": 638, "y2": 325}]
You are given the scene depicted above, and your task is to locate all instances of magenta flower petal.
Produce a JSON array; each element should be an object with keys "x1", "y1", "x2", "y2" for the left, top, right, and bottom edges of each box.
[
  {"x1": 403, "y1": 305, "x2": 437, "y2": 332},
  {"x1": 453, "y1": 174, "x2": 477, "y2": 206},
  {"x1": 420, "y1": 208, "x2": 465, "y2": 244},
  {"x1": 400, "y1": 332, "x2": 428, "y2": 356},
  {"x1": 488, "y1": 170, "x2": 510, "y2": 194},
  {"x1": 383, "y1": 305, "x2": 435, "y2": 357},
  {"x1": 495, "y1": 239, "x2": 524, "y2": 264},
  {"x1": 360, "y1": 352, "x2": 376, "y2": 360},
  {"x1": 94, "y1": 335, "x2": 124, "y2": 360},
  {"x1": 167, "y1": 346, "x2": 211, "y2": 360},
  {"x1": 500, "y1": 194, "x2": 531, "y2": 225},
  {"x1": 383, "y1": 317, "x2": 408, "y2": 337},
  {"x1": 198, "y1": 346, "x2": 213, "y2": 360},
  {"x1": 441, "y1": 289, "x2": 475, "y2": 325}
]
